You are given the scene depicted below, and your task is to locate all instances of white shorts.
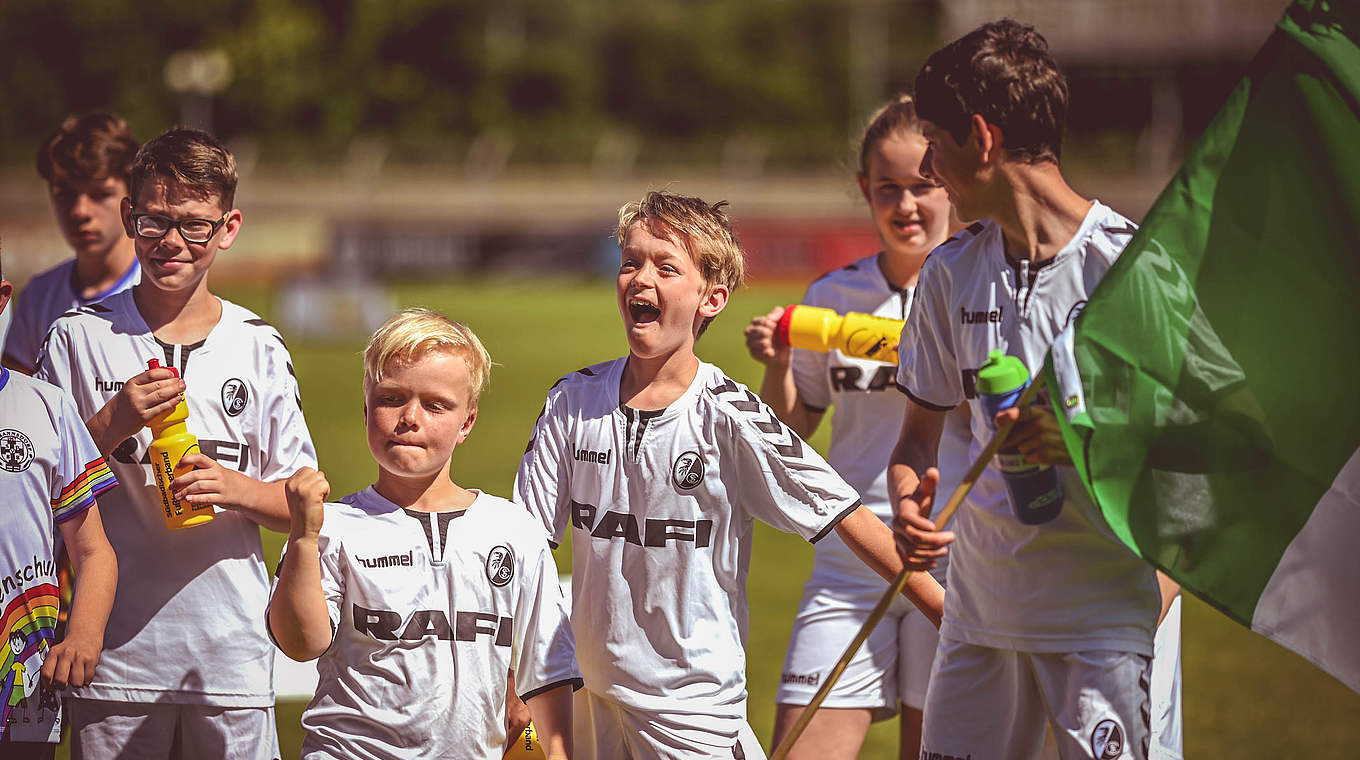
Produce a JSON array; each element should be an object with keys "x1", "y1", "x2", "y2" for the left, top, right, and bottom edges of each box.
[
  {"x1": 68, "y1": 699, "x2": 280, "y2": 760},
  {"x1": 1148, "y1": 595, "x2": 1183, "y2": 760},
  {"x1": 923, "y1": 638, "x2": 1151, "y2": 760},
  {"x1": 574, "y1": 689, "x2": 766, "y2": 760},
  {"x1": 776, "y1": 584, "x2": 937, "y2": 716}
]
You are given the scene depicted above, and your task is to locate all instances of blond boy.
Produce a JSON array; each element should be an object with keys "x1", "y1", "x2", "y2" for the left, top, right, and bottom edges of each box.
[
  {"x1": 514, "y1": 192, "x2": 943, "y2": 758},
  {"x1": 270, "y1": 309, "x2": 579, "y2": 760}
]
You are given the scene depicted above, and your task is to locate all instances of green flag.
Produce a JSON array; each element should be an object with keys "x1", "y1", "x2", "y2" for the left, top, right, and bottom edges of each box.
[{"x1": 1044, "y1": 0, "x2": 1360, "y2": 694}]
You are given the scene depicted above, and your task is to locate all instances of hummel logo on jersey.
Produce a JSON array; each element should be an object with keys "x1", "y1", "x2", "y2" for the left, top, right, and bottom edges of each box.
[
  {"x1": 486, "y1": 545, "x2": 514, "y2": 587},
  {"x1": 830, "y1": 366, "x2": 896, "y2": 392},
  {"x1": 0, "y1": 429, "x2": 35, "y2": 473},
  {"x1": 352, "y1": 603, "x2": 513, "y2": 645},
  {"x1": 95, "y1": 378, "x2": 125, "y2": 393},
  {"x1": 960, "y1": 306, "x2": 1003, "y2": 324},
  {"x1": 572, "y1": 500, "x2": 713, "y2": 547},
  {"x1": 356, "y1": 550, "x2": 415, "y2": 569},
  {"x1": 672, "y1": 451, "x2": 704, "y2": 490},
  {"x1": 780, "y1": 671, "x2": 820, "y2": 686},
  {"x1": 573, "y1": 445, "x2": 611, "y2": 465},
  {"x1": 920, "y1": 752, "x2": 973, "y2": 760}
]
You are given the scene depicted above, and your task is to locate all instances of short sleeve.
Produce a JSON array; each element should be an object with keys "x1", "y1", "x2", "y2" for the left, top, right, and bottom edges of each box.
[
  {"x1": 49, "y1": 389, "x2": 118, "y2": 523},
  {"x1": 896, "y1": 256, "x2": 963, "y2": 411},
  {"x1": 513, "y1": 388, "x2": 572, "y2": 546},
  {"x1": 512, "y1": 537, "x2": 582, "y2": 700},
  {"x1": 259, "y1": 349, "x2": 319, "y2": 481},
  {"x1": 33, "y1": 321, "x2": 74, "y2": 391},
  {"x1": 715, "y1": 400, "x2": 862, "y2": 543}
]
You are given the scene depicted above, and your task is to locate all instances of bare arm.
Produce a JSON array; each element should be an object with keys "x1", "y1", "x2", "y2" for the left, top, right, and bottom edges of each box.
[
  {"x1": 744, "y1": 306, "x2": 823, "y2": 439},
  {"x1": 268, "y1": 468, "x2": 333, "y2": 661},
  {"x1": 44, "y1": 505, "x2": 117, "y2": 690},
  {"x1": 173, "y1": 458, "x2": 292, "y2": 532},
  {"x1": 887, "y1": 400, "x2": 955, "y2": 569},
  {"x1": 1156, "y1": 571, "x2": 1181, "y2": 627},
  {"x1": 834, "y1": 505, "x2": 945, "y2": 627},
  {"x1": 525, "y1": 682, "x2": 574, "y2": 760}
]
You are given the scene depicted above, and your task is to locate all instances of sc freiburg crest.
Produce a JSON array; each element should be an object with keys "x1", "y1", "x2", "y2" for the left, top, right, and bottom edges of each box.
[
  {"x1": 1090, "y1": 718, "x2": 1124, "y2": 759},
  {"x1": 0, "y1": 429, "x2": 35, "y2": 473},
  {"x1": 221, "y1": 378, "x2": 249, "y2": 417},
  {"x1": 672, "y1": 451, "x2": 704, "y2": 490},
  {"x1": 486, "y1": 545, "x2": 514, "y2": 587}
]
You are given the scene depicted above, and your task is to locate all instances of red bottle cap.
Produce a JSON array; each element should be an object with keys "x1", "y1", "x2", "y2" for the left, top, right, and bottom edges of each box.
[
  {"x1": 147, "y1": 358, "x2": 181, "y2": 378},
  {"x1": 775, "y1": 305, "x2": 798, "y2": 347}
]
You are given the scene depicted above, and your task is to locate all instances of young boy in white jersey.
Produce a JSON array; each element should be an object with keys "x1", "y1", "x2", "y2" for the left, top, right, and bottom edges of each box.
[
  {"x1": 888, "y1": 20, "x2": 1178, "y2": 759},
  {"x1": 0, "y1": 254, "x2": 118, "y2": 759},
  {"x1": 35, "y1": 128, "x2": 317, "y2": 760},
  {"x1": 4, "y1": 113, "x2": 141, "y2": 374},
  {"x1": 744, "y1": 96, "x2": 970, "y2": 760},
  {"x1": 515, "y1": 191, "x2": 944, "y2": 759},
  {"x1": 268, "y1": 308, "x2": 579, "y2": 760}
]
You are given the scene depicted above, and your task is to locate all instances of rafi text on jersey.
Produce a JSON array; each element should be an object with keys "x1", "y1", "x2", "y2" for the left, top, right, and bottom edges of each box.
[
  {"x1": 113, "y1": 437, "x2": 252, "y2": 472},
  {"x1": 572, "y1": 500, "x2": 714, "y2": 548},
  {"x1": 353, "y1": 603, "x2": 513, "y2": 645},
  {"x1": 829, "y1": 365, "x2": 897, "y2": 393}
]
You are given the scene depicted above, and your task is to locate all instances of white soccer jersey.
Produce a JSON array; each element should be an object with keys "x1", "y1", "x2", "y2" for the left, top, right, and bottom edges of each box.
[
  {"x1": 34, "y1": 289, "x2": 317, "y2": 706},
  {"x1": 271, "y1": 487, "x2": 580, "y2": 760},
  {"x1": 790, "y1": 253, "x2": 967, "y2": 588},
  {"x1": 4, "y1": 258, "x2": 139, "y2": 371},
  {"x1": 0, "y1": 368, "x2": 117, "y2": 742},
  {"x1": 514, "y1": 357, "x2": 862, "y2": 739},
  {"x1": 896, "y1": 204, "x2": 1160, "y2": 655}
]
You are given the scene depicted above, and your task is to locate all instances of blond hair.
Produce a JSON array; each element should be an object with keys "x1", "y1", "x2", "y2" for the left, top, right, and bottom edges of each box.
[
  {"x1": 363, "y1": 308, "x2": 492, "y2": 404},
  {"x1": 615, "y1": 191, "x2": 746, "y2": 293}
]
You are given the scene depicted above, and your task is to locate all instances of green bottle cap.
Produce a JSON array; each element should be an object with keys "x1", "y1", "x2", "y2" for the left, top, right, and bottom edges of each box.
[{"x1": 975, "y1": 349, "x2": 1030, "y2": 394}]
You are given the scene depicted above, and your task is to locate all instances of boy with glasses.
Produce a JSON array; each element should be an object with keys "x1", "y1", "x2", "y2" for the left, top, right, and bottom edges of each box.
[{"x1": 36, "y1": 128, "x2": 317, "y2": 760}]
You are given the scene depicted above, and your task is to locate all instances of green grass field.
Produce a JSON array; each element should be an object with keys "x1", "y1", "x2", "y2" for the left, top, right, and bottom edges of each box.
[{"x1": 58, "y1": 277, "x2": 1360, "y2": 758}]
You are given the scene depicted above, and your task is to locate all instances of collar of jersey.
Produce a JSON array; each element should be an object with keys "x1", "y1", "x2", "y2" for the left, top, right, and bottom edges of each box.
[
  {"x1": 608, "y1": 355, "x2": 706, "y2": 422},
  {"x1": 70, "y1": 257, "x2": 141, "y2": 305},
  {"x1": 355, "y1": 484, "x2": 484, "y2": 515},
  {"x1": 0, "y1": 366, "x2": 9, "y2": 394},
  {"x1": 993, "y1": 201, "x2": 1109, "y2": 273}
]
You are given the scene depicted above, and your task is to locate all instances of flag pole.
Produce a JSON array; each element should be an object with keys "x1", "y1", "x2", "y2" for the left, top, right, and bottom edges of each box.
[{"x1": 770, "y1": 379, "x2": 1044, "y2": 760}]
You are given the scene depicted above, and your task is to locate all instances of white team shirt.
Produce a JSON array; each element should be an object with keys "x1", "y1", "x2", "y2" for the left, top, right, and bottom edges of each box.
[
  {"x1": 272, "y1": 487, "x2": 580, "y2": 760},
  {"x1": 0, "y1": 368, "x2": 117, "y2": 741},
  {"x1": 514, "y1": 357, "x2": 862, "y2": 740},
  {"x1": 897, "y1": 204, "x2": 1160, "y2": 655},
  {"x1": 4, "y1": 258, "x2": 140, "y2": 371},
  {"x1": 791, "y1": 253, "x2": 968, "y2": 588},
  {"x1": 35, "y1": 289, "x2": 317, "y2": 706}
]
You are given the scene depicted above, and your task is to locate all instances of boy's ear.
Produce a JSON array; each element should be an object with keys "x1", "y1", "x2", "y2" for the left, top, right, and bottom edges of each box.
[
  {"x1": 216, "y1": 209, "x2": 244, "y2": 250},
  {"x1": 121, "y1": 197, "x2": 136, "y2": 239},
  {"x1": 856, "y1": 172, "x2": 871, "y2": 204},
  {"x1": 970, "y1": 114, "x2": 1005, "y2": 164},
  {"x1": 455, "y1": 407, "x2": 478, "y2": 446},
  {"x1": 0, "y1": 280, "x2": 11, "y2": 317},
  {"x1": 698, "y1": 282, "x2": 730, "y2": 321}
]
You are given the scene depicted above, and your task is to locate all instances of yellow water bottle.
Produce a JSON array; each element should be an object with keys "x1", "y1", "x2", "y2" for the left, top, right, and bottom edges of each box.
[
  {"x1": 145, "y1": 359, "x2": 214, "y2": 530},
  {"x1": 775, "y1": 304, "x2": 905, "y2": 364},
  {"x1": 504, "y1": 721, "x2": 546, "y2": 760}
]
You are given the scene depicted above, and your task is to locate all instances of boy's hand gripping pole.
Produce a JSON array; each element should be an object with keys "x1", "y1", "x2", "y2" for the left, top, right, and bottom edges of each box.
[{"x1": 769, "y1": 379, "x2": 1044, "y2": 760}]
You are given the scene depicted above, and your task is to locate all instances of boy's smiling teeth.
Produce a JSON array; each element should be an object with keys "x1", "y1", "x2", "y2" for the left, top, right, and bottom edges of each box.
[{"x1": 629, "y1": 299, "x2": 661, "y2": 323}]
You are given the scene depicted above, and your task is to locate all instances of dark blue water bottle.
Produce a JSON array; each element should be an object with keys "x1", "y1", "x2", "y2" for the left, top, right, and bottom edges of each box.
[{"x1": 976, "y1": 349, "x2": 1063, "y2": 525}]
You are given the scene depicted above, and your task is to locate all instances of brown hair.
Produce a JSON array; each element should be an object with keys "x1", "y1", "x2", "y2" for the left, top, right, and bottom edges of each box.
[
  {"x1": 914, "y1": 19, "x2": 1068, "y2": 164},
  {"x1": 130, "y1": 128, "x2": 238, "y2": 210},
  {"x1": 857, "y1": 95, "x2": 925, "y2": 175},
  {"x1": 36, "y1": 112, "x2": 139, "y2": 186}
]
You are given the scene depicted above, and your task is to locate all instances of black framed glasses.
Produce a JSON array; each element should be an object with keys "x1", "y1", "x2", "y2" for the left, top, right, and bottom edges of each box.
[{"x1": 131, "y1": 212, "x2": 227, "y2": 244}]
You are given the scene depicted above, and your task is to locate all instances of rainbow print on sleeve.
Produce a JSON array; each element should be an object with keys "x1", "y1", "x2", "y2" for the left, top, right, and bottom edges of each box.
[{"x1": 51, "y1": 457, "x2": 117, "y2": 523}]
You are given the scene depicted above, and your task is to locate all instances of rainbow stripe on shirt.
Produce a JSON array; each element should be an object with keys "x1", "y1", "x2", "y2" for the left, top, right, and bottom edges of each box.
[{"x1": 51, "y1": 457, "x2": 117, "y2": 523}]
